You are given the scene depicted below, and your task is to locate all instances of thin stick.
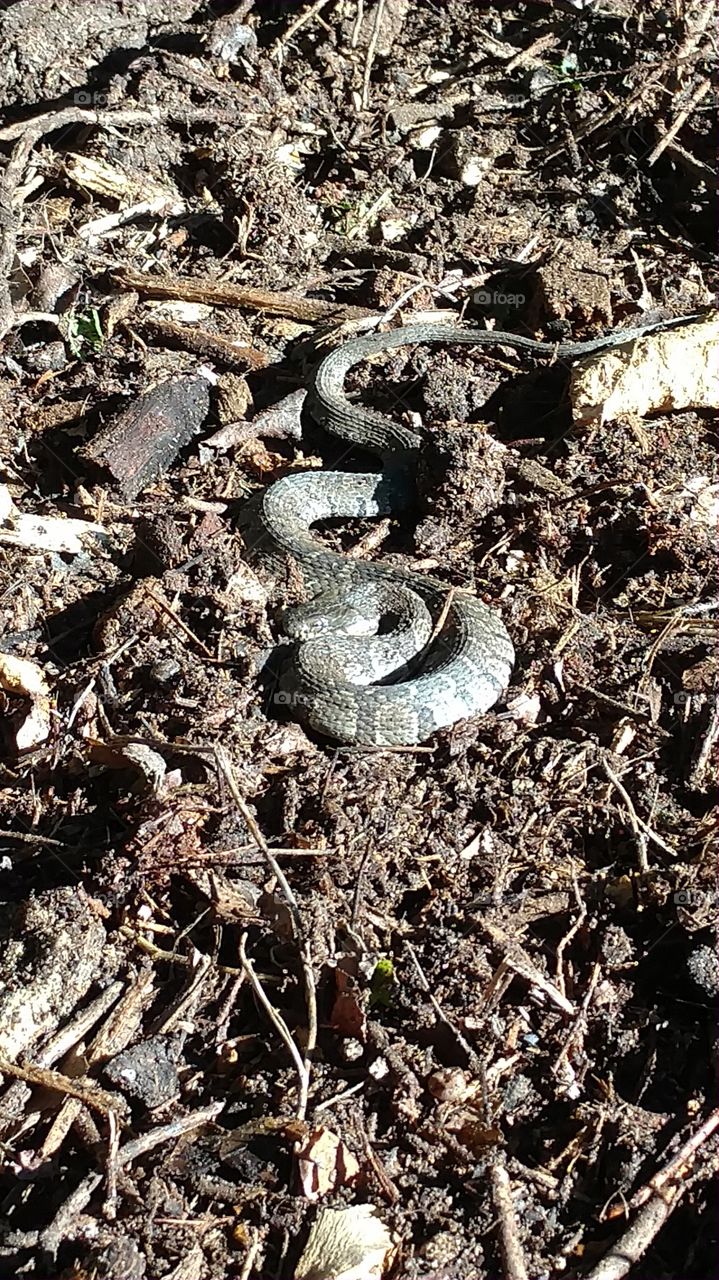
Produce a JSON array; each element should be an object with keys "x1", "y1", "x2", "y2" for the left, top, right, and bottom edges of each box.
[
  {"x1": 379, "y1": 279, "x2": 429, "y2": 325},
  {"x1": 137, "y1": 314, "x2": 268, "y2": 371},
  {"x1": 238, "y1": 930, "x2": 309, "y2": 1105},
  {"x1": 584, "y1": 1184, "x2": 688, "y2": 1280},
  {"x1": 405, "y1": 940, "x2": 482, "y2": 1072},
  {"x1": 600, "y1": 756, "x2": 676, "y2": 867},
  {"x1": 215, "y1": 746, "x2": 317, "y2": 1119},
  {"x1": 490, "y1": 1158, "x2": 529, "y2": 1280},
  {"x1": 361, "y1": 0, "x2": 386, "y2": 110},
  {"x1": 104, "y1": 1109, "x2": 120, "y2": 1220},
  {"x1": 0, "y1": 828, "x2": 68, "y2": 848},
  {"x1": 426, "y1": 586, "x2": 455, "y2": 651},
  {"x1": 238, "y1": 1227, "x2": 263, "y2": 1280},
  {"x1": 0, "y1": 1054, "x2": 126, "y2": 1120},
  {"x1": 271, "y1": 0, "x2": 334, "y2": 56},
  {"x1": 554, "y1": 871, "x2": 587, "y2": 997},
  {"x1": 553, "y1": 961, "x2": 601, "y2": 1079},
  {"x1": 614, "y1": 1107, "x2": 719, "y2": 1217},
  {"x1": 648, "y1": 75, "x2": 711, "y2": 165},
  {"x1": 117, "y1": 1102, "x2": 224, "y2": 1168},
  {"x1": 144, "y1": 586, "x2": 215, "y2": 660},
  {"x1": 351, "y1": 0, "x2": 364, "y2": 48},
  {"x1": 481, "y1": 921, "x2": 576, "y2": 1017},
  {"x1": 113, "y1": 267, "x2": 371, "y2": 323}
]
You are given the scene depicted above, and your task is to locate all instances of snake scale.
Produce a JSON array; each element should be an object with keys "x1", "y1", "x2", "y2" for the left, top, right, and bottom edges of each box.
[{"x1": 256, "y1": 316, "x2": 697, "y2": 746}]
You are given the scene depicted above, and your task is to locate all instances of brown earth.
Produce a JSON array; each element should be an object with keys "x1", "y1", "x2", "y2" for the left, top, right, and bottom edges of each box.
[{"x1": 0, "y1": 2, "x2": 716, "y2": 1278}]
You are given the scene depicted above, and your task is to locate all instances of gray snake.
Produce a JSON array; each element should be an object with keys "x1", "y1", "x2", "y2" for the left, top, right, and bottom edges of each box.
[{"x1": 256, "y1": 316, "x2": 696, "y2": 746}]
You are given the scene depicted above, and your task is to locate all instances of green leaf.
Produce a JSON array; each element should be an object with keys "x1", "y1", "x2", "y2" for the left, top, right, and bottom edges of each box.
[{"x1": 369, "y1": 956, "x2": 396, "y2": 1009}]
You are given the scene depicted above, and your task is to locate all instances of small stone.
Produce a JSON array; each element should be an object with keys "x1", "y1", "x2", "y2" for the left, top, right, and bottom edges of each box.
[
  {"x1": 103, "y1": 1035, "x2": 182, "y2": 1108},
  {"x1": 687, "y1": 944, "x2": 719, "y2": 997}
]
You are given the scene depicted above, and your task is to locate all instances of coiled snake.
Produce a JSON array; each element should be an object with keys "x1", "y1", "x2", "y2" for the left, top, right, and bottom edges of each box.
[{"x1": 256, "y1": 317, "x2": 693, "y2": 746}]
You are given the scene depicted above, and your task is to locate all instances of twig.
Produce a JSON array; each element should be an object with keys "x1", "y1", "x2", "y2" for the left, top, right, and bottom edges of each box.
[
  {"x1": 553, "y1": 961, "x2": 601, "y2": 1081},
  {"x1": 657, "y1": 137, "x2": 715, "y2": 183},
  {"x1": 0, "y1": 1053, "x2": 127, "y2": 1120},
  {"x1": 542, "y1": 1, "x2": 712, "y2": 164},
  {"x1": 609, "y1": 1107, "x2": 719, "y2": 1218},
  {"x1": 405, "y1": 940, "x2": 482, "y2": 1072},
  {"x1": 117, "y1": 1101, "x2": 224, "y2": 1168},
  {"x1": 584, "y1": 1184, "x2": 688, "y2": 1280},
  {"x1": 688, "y1": 699, "x2": 719, "y2": 791},
  {"x1": 136, "y1": 314, "x2": 268, "y2": 371},
  {"x1": 0, "y1": 132, "x2": 38, "y2": 335},
  {"x1": 6, "y1": 981, "x2": 220, "y2": 1227},
  {"x1": 104, "y1": 1109, "x2": 120, "y2": 1221},
  {"x1": 424, "y1": 587, "x2": 456, "y2": 653},
  {"x1": 351, "y1": 0, "x2": 364, "y2": 48},
  {"x1": 238, "y1": 931, "x2": 310, "y2": 1106},
  {"x1": 0, "y1": 107, "x2": 169, "y2": 337},
  {"x1": 489, "y1": 1157, "x2": 529, "y2": 1280},
  {"x1": 39, "y1": 1172, "x2": 103, "y2": 1259},
  {"x1": 554, "y1": 871, "x2": 587, "y2": 998},
  {"x1": 144, "y1": 586, "x2": 215, "y2": 661},
  {"x1": 0, "y1": 828, "x2": 69, "y2": 848},
  {"x1": 120, "y1": 923, "x2": 247, "y2": 976},
  {"x1": 215, "y1": 973, "x2": 246, "y2": 1047},
  {"x1": 271, "y1": 0, "x2": 334, "y2": 56},
  {"x1": 672, "y1": 1, "x2": 714, "y2": 71},
  {"x1": 648, "y1": 75, "x2": 712, "y2": 165},
  {"x1": 119, "y1": 924, "x2": 192, "y2": 965},
  {"x1": 505, "y1": 32, "x2": 558, "y2": 73},
  {"x1": 378, "y1": 278, "x2": 428, "y2": 325},
  {"x1": 361, "y1": 0, "x2": 386, "y2": 110},
  {"x1": 0, "y1": 980, "x2": 126, "y2": 1148},
  {"x1": 113, "y1": 267, "x2": 372, "y2": 323},
  {"x1": 149, "y1": 948, "x2": 212, "y2": 1036},
  {"x1": 600, "y1": 756, "x2": 648, "y2": 871},
  {"x1": 314, "y1": 1079, "x2": 366, "y2": 1112},
  {"x1": 354, "y1": 1109, "x2": 401, "y2": 1204},
  {"x1": 215, "y1": 746, "x2": 317, "y2": 1120},
  {"x1": 0, "y1": 105, "x2": 162, "y2": 144},
  {"x1": 600, "y1": 755, "x2": 676, "y2": 867},
  {"x1": 569, "y1": 679, "x2": 665, "y2": 728},
  {"x1": 238, "y1": 1226, "x2": 263, "y2": 1280},
  {"x1": 31, "y1": 974, "x2": 155, "y2": 1161},
  {"x1": 480, "y1": 921, "x2": 576, "y2": 1017}
]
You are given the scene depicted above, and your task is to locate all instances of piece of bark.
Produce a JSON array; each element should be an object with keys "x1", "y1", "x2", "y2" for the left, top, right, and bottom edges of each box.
[
  {"x1": 112, "y1": 268, "x2": 373, "y2": 323},
  {"x1": 85, "y1": 374, "x2": 211, "y2": 498},
  {"x1": 137, "y1": 314, "x2": 268, "y2": 371}
]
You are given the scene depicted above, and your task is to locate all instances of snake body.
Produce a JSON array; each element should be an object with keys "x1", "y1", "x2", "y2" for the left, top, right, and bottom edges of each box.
[{"x1": 257, "y1": 317, "x2": 695, "y2": 746}]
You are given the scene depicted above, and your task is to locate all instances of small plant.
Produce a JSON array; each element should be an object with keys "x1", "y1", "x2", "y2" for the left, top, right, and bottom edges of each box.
[
  {"x1": 66, "y1": 307, "x2": 104, "y2": 358},
  {"x1": 369, "y1": 956, "x2": 396, "y2": 1009}
]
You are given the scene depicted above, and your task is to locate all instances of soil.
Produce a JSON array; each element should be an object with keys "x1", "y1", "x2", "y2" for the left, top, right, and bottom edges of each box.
[{"x1": 0, "y1": 2, "x2": 716, "y2": 1279}]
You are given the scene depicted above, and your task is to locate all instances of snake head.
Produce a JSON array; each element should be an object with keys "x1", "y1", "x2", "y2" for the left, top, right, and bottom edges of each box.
[{"x1": 279, "y1": 589, "x2": 379, "y2": 642}]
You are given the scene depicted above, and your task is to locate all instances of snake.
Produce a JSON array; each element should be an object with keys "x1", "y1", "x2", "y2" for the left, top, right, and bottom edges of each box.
[{"x1": 255, "y1": 316, "x2": 698, "y2": 746}]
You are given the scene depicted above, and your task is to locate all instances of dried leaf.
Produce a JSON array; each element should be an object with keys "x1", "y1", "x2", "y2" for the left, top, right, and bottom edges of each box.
[
  {"x1": 0, "y1": 652, "x2": 52, "y2": 750},
  {"x1": 295, "y1": 1204, "x2": 395, "y2": 1280},
  {"x1": 296, "y1": 1126, "x2": 360, "y2": 1201},
  {"x1": 0, "y1": 652, "x2": 49, "y2": 699},
  {"x1": 330, "y1": 969, "x2": 366, "y2": 1039},
  {"x1": 570, "y1": 314, "x2": 719, "y2": 426},
  {"x1": 0, "y1": 484, "x2": 108, "y2": 554}
]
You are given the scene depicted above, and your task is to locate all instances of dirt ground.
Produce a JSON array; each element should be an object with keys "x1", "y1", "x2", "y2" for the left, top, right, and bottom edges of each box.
[{"x1": 0, "y1": 1, "x2": 716, "y2": 1278}]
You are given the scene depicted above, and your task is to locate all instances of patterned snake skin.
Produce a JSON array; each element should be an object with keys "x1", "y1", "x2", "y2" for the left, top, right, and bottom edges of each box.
[{"x1": 256, "y1": 317, "x2": 696, "y2": 745}]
